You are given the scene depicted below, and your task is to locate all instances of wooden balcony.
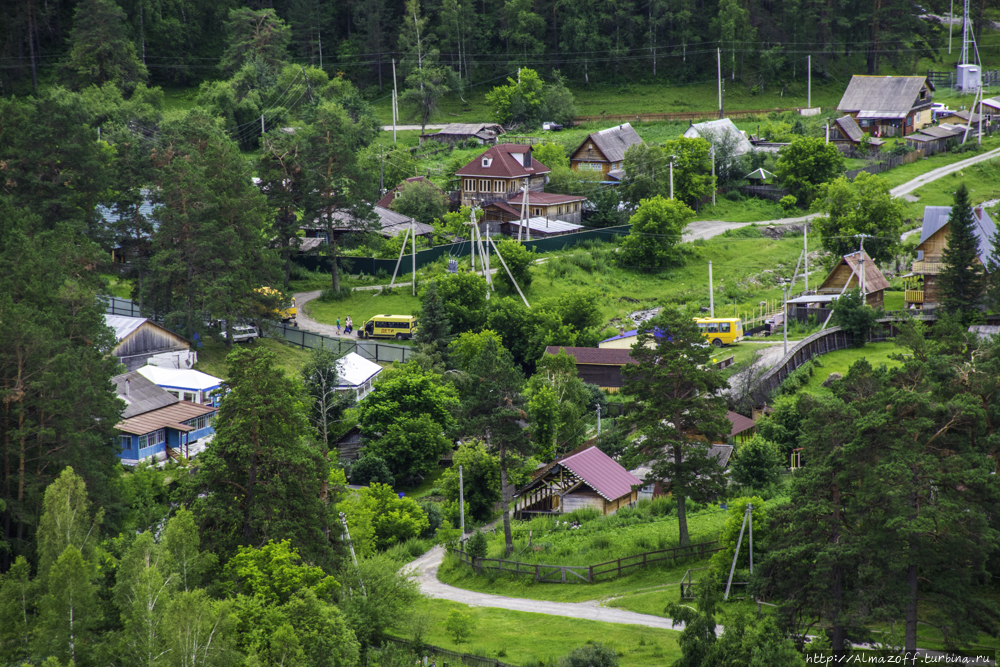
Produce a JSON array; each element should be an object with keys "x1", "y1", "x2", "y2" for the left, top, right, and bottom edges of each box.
[
  {"x1": 905, "y1": 290, "x2": 925, "y2": 304},
  {"x1": 911, "y1": 260, "x2": 945, "y2": 274}
]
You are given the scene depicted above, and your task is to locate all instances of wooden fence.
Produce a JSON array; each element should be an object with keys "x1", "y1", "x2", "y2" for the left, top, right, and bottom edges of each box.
[
  {"x1": 384, "y1": 637, "x2": 522, "y2": 667},
  {"x1": 452, "y1": 540, "x2": 722, "y2": 583},
  {"x1": 739, "y1": 184, "x2": 790, "y2": 201},
  {"x1": 571, "y1": 107, "x2": 813, "y2": 124},
  {"x1": 845, "y1": 150, "x2": 925, "y2": 180}
]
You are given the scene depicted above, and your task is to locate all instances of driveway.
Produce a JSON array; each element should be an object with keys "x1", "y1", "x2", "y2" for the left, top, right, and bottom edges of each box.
[{"x1": 890, "y1": 146, "x2": 1000, "y2": 198}]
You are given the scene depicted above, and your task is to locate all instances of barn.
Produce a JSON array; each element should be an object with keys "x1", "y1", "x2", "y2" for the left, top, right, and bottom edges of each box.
[
  {"x1": 514, "y1": 446, "x2": 641, "y2": 519},
  {"x1": 105, "y1": 315, "x2": 194, "y2": 371}
]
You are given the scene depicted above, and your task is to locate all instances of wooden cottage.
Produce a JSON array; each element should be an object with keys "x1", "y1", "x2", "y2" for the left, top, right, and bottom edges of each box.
[
  {"x1": 455, "y1": 144, "x2": 551, "y2": 208},
  {"x1": 905, "y1": 206, "x2": 996, "y2": 308},
  {"x1": 514, "y1": 446, "x2": 641, "y2": 518},
  {"x1": 543, "y1": 346, "x2": 636, "y2": 391},
  {"x1": 420, "y1": 122, "x2": 504, "y2": 146},
  {"x1": 828, "y1": 115, "x2": 885, "y2": 151},
  {"x1": 904, "y1": 124, "x2": 967, "y2": 156},
  {"x1": 817, "y1": 250, "x2": 890, "y2": 308},
  {"x1": 836, "y1": 75, "x2": 934, "y2": 137},
  {"x1": 483, "y1": 191, "x2": 587, "y2": 226},
  {"x1": 569, "y1": 123, "x2": 644, "y2": 175},
  {"x1": 106, "y1": 315, "x2": 193, "y2": 372}
]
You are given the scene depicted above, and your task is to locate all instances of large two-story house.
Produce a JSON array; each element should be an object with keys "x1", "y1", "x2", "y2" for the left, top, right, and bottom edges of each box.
[
  {"x1": 837, "y1": 75, "x2": 935, "y2": 138},
  {"x1": 455, "y1": 144, "x2": 551, "y2": 208}
]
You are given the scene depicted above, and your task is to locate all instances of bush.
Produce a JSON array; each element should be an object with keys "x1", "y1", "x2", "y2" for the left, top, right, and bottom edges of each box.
[
  {"x1": 319, "y1": 286, "x2": 353, "y2": 302},
  {"x1": 418, "y1": 501, "x2": 443, "y2": 538},
  {"x1": 560, "y1": 644, "x2": 619, "y2": 667},
  {"x1": 350, "y1": 455, "x2": 395, "y2": 486},
  {"x1": 730, "y1": 435, "x2": 784, "y2": 488},
  {"x1": 337, "y1": 483, "x2": 430, "y2": 554},
  {"x1": 779, "y1": 194, "x2": 798, "y2": 214},
  {"x1": 721, "y1": 225, "x2": 763, "y2": 239},
  {"x1": 446, "y1": 610, "x2": 476, "y2": 645},
  {"x1": 466, "y1": 530, "x2": 489, "y2": 559}
]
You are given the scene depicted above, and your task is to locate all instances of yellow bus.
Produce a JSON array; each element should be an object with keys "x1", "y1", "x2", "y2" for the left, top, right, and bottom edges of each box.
[
  {"x1": 255, "y1": 287, "x2": 296, "y2": 322},
  {"x1": 694, "y1": 317, "x2": 743, "y2": 347},
  {"x1": 360, "y1": 315, "x2": 418, "y2": 340}
]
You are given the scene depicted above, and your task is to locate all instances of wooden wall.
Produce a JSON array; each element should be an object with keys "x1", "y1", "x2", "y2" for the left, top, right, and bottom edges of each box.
[
  {"x1": 918, "y1": 227, "x2": 948, "y2": 262},
  {"x1": 569, "y1": 140, "x2": 610, "y2": 173},
  {"x1": 562, "y1": 491, "x2": 604, "y2": 513},
  {"x1": 576, "y1": 364, "x2": 625, "y2": 389},
  {"x1": 114, "y1": 322, "x2": 189, "y2": 370}
]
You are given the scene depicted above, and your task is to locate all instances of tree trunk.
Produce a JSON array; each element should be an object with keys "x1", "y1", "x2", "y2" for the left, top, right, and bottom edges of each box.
[
  {"x1": 830, "y1": 563, "x2": 846, "y2": 655},
  {"x1": 27, "y1": 3, "x2": 38, "y2": 92},
  {"x1": 904, "y1": 561, "x2": 918, "y2": 659},
  {"x1": 500, "y1": 445, "x2": 513, "y2": 555},
  {"x1": 675, "y1": 445, "x2": 689, "y2": 545}
]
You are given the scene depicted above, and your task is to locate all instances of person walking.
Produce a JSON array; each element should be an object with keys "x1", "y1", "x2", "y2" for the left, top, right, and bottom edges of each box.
[
  {"x1": 345, "y1": 316, "x2": 352, "y2": 334},
  {"x1": 336, "y1": 317, "x2": 341, "y2": 334}
]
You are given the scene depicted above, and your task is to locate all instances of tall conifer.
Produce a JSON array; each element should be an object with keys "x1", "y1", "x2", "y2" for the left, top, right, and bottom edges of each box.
[{"x1": 939, "y1": 183, "x2": 985, "y2": 321}]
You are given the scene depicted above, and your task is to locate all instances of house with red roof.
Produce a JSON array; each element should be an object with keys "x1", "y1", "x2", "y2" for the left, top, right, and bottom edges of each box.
[
  {"x1": 483, "y1": 191, "x2": 587, "y2": 226},
  {"x1": 543, "y1": 346, "x2": 637, "y2": 391},
  {"x1": 455, "y1": 144, "x2": 551, "y2": 208},
  {"x1": 514, "y1": 446, "x2": 642, "y2": 518}
]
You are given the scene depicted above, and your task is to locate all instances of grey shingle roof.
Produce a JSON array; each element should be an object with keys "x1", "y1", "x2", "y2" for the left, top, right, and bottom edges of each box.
[
  {"x1": 112, "y1": 371, "x2": 179, "y2": 419},
  {"x1": 837, "y1": 75, "x2": 932, "y2": 118},
  {"x1": 583, "y1": 123, "x2": 644, "y2": 163}
]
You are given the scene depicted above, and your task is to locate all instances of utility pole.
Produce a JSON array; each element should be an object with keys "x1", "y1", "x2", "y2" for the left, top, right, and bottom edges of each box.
[
  {"x1": 411, "y1": 216, "x2": 416, "y2": 296},
  {"x1": 825, "y1": 123, "x2": 829, "y2": 144},
  {"x1": 724, "y1": 503, "x2": 754, "y2": 601},
  {"x1": 859, "y1": 237, "x2": 866, "y2": 299},
  {"x1": 261, "y1": 114, "x2": 265, "y2": 135},
  {"x1": 339, "y1": 512, "x2": 367, "y2": 597},
  {"x1": 459, "y1": 465, "x2": 466, "y2": 539},
  {"x1": 949, "y1": 0, "x2": 954, "y2": 53},
  {"x1": 717, "y1": 48, "x2": 723, "y2": 119},
  {"x1": 392, "y1": 59, "x2": 398, "y2": 144},
  {"x1": 669, "y1": 158, "x2": 674, "y2": 200},
  {"x1": 469, "y1": 206, "x2": 477, "y2": 273},
  {"x1": 379, "y1": 144, "x2": 384, "y2": 195},
  {"x1": 711, "y1": 145, "x2": 716, "y2": 206},
  {"x1": 807, "y1": 55, "x2": 811, "y2": 108},
  {"x1": 709, "y1": 261, "x2": 715, "y2": 317},
  {"x1": 782, "y1": 286, "x2": 788, "y2": 357},
  {"x1": 804, "y1": 223, "x2": 809, "y2": 292},
  {"x1": 597, "y1": 405, "x2": 602, "y2": 436}
]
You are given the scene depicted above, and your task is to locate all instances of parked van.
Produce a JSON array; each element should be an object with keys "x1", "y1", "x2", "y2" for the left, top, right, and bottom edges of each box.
[
  {"x1": 359, "y1": 315, "x2": 417, "y2": 340},
  {"x1": 693, "y1": 318, "x2": 743, "y2": 347},
  {"x1": 231, "y1": 324, "x2": 259, "y2": 343}
]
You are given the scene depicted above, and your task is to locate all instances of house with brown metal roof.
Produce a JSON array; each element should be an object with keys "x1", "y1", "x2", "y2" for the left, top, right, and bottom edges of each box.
[
  {"x1": 543, "y1": 346, "x2": 637, "y2": 391},
  {"x1": 514, "y1": 446, "x2": 641, "y2": 518},
  {"x1": 817, "y1": 250, "x2": 891, "y2": 308},
  {"x1": 483, "y1": 191, "x2": 587, "y2": 226},
  {"x1": 836, "y1": 75, "x2": 935, "y2": 137},
  {"x1": 456, "y1": 145, "x2": 551, "y2": 208},
  {"x1": 569, "y1": 123, "x2": 644, "y2": 175},
  {"x1": 113, "y1": 370, "x2": 217, "y2": 464}
]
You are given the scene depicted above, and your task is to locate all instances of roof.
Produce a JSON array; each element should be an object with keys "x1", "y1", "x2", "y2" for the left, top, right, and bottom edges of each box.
[
  {"x1": 786, "y1": 294, "x2": 841, "y2": 305},
  {"x1": 559, "y1": 446, "x2": 642, "y2": 501},
  {"x1": 335, "y1": 352, "x2": 383, "y2": 388},
  {"x1": 981, "y1": 96, "x2": 1000, "y2": 110},
  {"x1": 136, "y1": 366, "x2": 222, "y2": 392},
  {"x1": 544, "y1": 346, "x2": 636, "y2": 365},
  {"x1": 113, "y1": 371, "x2": 179, "y2": 419},
  {"x1": 117, "y1": 401, "x2": 216, "y2": 436},
  {"x1": 308, "y1": 207, "x2": 435, "y2": 238},
  {"x1": 422, "y1": 123, "x2": 503, "y2": 138},
  {"x1": 455, "y1": 144, "x2": 551, "y2": 179},
  {"x1": 726, "y1": 411, "x2": 755, "y2": 438},
  {"x1": 576, "y1": 123, "x2": 644, "y2": 163},
  {"x1": 375, "y1": 176, "x2": 442, "y2": 209},
  {"x1": 487, "y1": 201, "x2": 522, "y2": 217},
  {"x1": 915, "y1": 125, "x2": 965, "y2": 139},
  {"x1": 506, "y1": 217, "x2": 584, "y2": 234},
  {"x1": 105, "y1": 315, "x2": 148, "y2": 341},
  {"x1": 508, "y1": 192, "x2": 587, "y2": 206},
  {"x1": 819, "y1": 250, "x2": 891, "y2": 294},
  {"x1": 831, "y1": 115, "x2": 884, "y2": 145},
  {"x1": 600, "y1": 329, "x2": 638, "y2": 344},
  {"x1": 682, "y1": 119, "x2": 754, "y2": 155},
  {"x1": 606, "y1": 169, "x2": 625, "y2": 182},
  {"x1": 919, "y1": 206, "x2": 996, "y2": 265},
  {"x1": 837, "y1": 75, "x2": 932, "y2": 117},
  {"x1": 969, "y1": 325, "x2": 1000, "y2": 340},
  {"x1": 936, "y1": 110, "x2": 983, "y2": 124}
]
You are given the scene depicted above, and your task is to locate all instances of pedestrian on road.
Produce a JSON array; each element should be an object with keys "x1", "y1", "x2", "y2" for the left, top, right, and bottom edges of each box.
[
  {"x1": 345, "y1": 316, "x2": 353, "y2": 334},
  {"x1": 336, "y1": 317, "x2": 341, "y2": 334}
]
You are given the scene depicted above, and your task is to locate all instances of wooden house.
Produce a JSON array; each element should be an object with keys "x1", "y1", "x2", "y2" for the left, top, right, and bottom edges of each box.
[
  {"x1": 514, "y1": 446, "x2": 641, "y2": 518},
  {"x1": 904, "y1": 124, "x2": 967, "y2": 156},
  {"x1": 483, "y1": 191, "x2": 587, "y2": 226},
  {"x1": 932, "y1": 109, "x2": 983, "y2": 126},
  {"x1": 569, "y1": 123, "x2": 644, "y2": 175},
  {"x1": 905, "y1": 206, "x2": 996, "y2": 308},
  {"x1": 976, "y1": 96, "x2": 1000, "y2": 120},
  {"x1": 817, "y1": 250, "x2": 890, "y2": 308},
  {"x1": 836, "y1": 75, "x2": 934, "y2": 137},
  {"x1": 106, "y1": 315, "x2": 193, "y2": 372},
  {"x1": 375, "y1": 176, "x2": 448, "y2": 210},
  {"x1": 682, "y1": 119, "x2": 754, "y2": 157},
  {"x1": 543, "y1": 346, "x2": 636, "y2": 391},
  {"x1": 631, "y1": 444, "x2": 735, "y2": 501},
  {"x1": 828, "y1": 115, "x2": 885, "y2": 150},
  {"x1": 455, "y1": 145, "x2": 551, "y2": 208},
  {"x1": 420, "y1": 122, "x2": 504, "y2": 146}
]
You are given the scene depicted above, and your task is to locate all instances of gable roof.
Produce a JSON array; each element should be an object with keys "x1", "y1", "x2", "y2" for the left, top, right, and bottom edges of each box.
[
  {"x1": 335, "y1": 352, "x2": 383, "y2": 388},
  {"x1": 600, "y1": 329, "x2": 638, "y2": 344},
  {"x1": 544, "y1": 346, "x2": 637, "y2": 366},
  {"x1": 726, "y1": 411, "x2": 756, "y2": 438},
  {"x1": 682, "y1": 119, "x2": 754, "y2": 155},
  {"x1": 113, "y1": 371, "x2": 179, "y2": 418},
  {"x1": 819, "y1": 250, "x2": 891, "y2": 294},
  {"x1": 919, "y1": 205, "x2": 997, "y2": 265},
  {"x1": 136, "y1": 366, "x2": 222, "y2": 392},
  {"x1": 576, "y1": 123, "x2": 644, "y2": 163},
  {"x1": 558, "y1": 446, "x2": 642, "y2": 501},
  {"x1": 422, "y1": 123, "x2": 503, "y2": 139},
  {"x1": 308, "y1": 206, "x2": 435, "y2": 238},
  {"x1": 375, "y1": 176, "x2": 441, "y2": 209},
  {"x1": 117, "y1": 401, "x2": 216, "y2": 436},
  {"x1": 837, "y1": 75, "x2": 933, "y2": 118},
  {"x1": 105, "y1": 315, "x2": 149, "y2": 341},
  {"x1": 455, "y1": 144, "x2": 551, "y2": 179}
]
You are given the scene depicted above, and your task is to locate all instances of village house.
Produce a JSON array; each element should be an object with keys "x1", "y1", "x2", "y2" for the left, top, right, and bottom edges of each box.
[
  {"x1": 375, "y1": 176, "x2": 448, "y2": 210},
  {"x1": 419, "y1": 122, "x2": 504, "y2": 146},
  {"x1": 514, "y1": 446, "x2": 641, "y2": 519},
  {"x1": 482, "y1": 191, "x2": 587, "y2": 227},
  {"x1": 135, "y1": 365, "x2": 222, "y2": 406},
  {"x1": 836, "y1": 75, "x2": 934, "y2": 137},
  {"x1": 905, "y1": 206, "x2": 996, "y2": 309},
  {"x1": 302, "y1": 206, "x2": 435, "y2": 244},
  {"x1": 569, "y1": 123, "x2": 644, "y2": 177},
  {"x1": 455, "y1": 144, "x2": 551, "y2": 208},
  {"x1": 785, "y1": 250, "x2": 890, "y2": 320},
  {"x1": 904, "y1": 124, "x2": 968, "y2": 156},
  {"x1": 828, "y1": 115, "x2": 885, "y2": 151},
  {"x1": 683, "y1": 118, "x2": 754, "y2": 158},
  {"x1": 543, "y1": 346, "x2": 637, "y2": 391},
  {"x1": 105, "y1": 315, "x2": 194, "y2": 371},
  {"x1": 976, "y1": 95, "x2": 1000, "y2": 119},
  {"x1": 113, "y1": 371, "x2": 217, "y2": 464}
]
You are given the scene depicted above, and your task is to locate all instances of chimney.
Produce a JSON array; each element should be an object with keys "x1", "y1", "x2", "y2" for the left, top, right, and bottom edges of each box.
[
  {"x1": 125, "y1": 378, "x2": 130, "y2": 397},
  {"x1": 975, "y1": 206, "x2": 983, "y2": 219}
]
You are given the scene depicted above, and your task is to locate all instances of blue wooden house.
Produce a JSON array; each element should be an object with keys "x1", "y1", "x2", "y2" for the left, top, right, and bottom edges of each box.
[{"x1": 113, "y1": 371, "x2": 218, "y2": 464}]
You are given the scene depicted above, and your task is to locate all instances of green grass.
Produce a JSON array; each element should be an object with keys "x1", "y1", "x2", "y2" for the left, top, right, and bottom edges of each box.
[
  {"x1": 193, "y1": 334, "x2": 313, "y2": 379},
  {"x1": 405, "y1": 598, "x2": 682, "y2": 666},
  {"x1": 899, "y1": 156, "x2": 1000, "y2": 220},
  {"x1": 158, "y1": 85, "x2": 200, "y2": 113},
  {"x1": 101, "y1": 274, "x2": 132, "y2": 299},
  {"x1": 884, "y1": 291, "x2": 905, "y2": 310},
  {"x1": 795, "y1": 342, "x2": 906, "y2": 396},
  {"x1": 694, "y1": 196, "x2": 790, "y2": 222},
  {"x1": 398, "y1": 466, "x2": 446, "y2": 498},
  {"x1": 304, "y1": 288, "x2": 422, "y2": 330}
]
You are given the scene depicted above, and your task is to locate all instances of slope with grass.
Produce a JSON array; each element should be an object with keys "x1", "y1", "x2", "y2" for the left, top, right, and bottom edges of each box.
[
  {"x1": 899, "y1": 155, "x2": 1000, "y2": 220},
  {"x1": 791, "y1": 342, "x2": 906, "y2": 396},
  {"x1": 193, "y1": 335, "x2": 313, "y2": 380}
]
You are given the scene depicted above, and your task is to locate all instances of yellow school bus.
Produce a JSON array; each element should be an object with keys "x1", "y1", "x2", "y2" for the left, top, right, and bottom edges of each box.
[
  {"x1": 694, "y1": 317, "x2": 743, "y2": 347},
  {"x1": 360, "y1": 315, "x2": 418, "y2": 340},
  {"x1": 255, "y1": 287, "x2": 296, "y2": 322}
]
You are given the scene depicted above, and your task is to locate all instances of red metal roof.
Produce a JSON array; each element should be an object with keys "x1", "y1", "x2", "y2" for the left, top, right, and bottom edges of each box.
[
  {"x1": 544, "y1": 346, "x2": 637, "y2": 366},
  {"x1": 726, "y1": 411, "x2": 756, "y2": 438},
  {"x1": 560, "y1": 446, "x2": 642, "y2": 501},
  {"x1": 455, "y1": 144, "x2": 551, "y2": 178},
  {"x1": 508, "y1": 192, "x2": 586, "y2": 205}
]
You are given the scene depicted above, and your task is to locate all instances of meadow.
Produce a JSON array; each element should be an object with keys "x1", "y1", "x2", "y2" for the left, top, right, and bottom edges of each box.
[
  {"x1": 193, "y1": 334, "x2": 313, "y2": 380},
  {"x1": 899, "y1": 156, "x2": 1000, "y2": 220}
]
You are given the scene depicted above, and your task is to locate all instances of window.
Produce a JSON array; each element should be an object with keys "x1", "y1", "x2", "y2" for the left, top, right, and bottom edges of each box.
[
  {"x1": 920, "y1": 90, "x2": 927, "y2": 100},
  {"x1": 859, "y1": 119, "x2": 870, "y2": 127},
  {"x1": 482, "y1": 179, "x2": 492, "y2": 193},
  {"x1": 495, "y1": 180, "x2": 504, "y2": 192},
  {"x1": 197, "y1": 415, "x2": 207, "y2": 430},
  {"x1": 119, "y1": 435, "x2": 132, "y2": 451},
  {"x1": 533, "y1": 208, "x2": 542, "y2": 216},
  {"x1": 167, "y1": 390, "x2": 180, "y2": 399},
  {"x1": 707, "y1": 323, "x2": 719, "y2": 333},
  {"x1": 720, "y1": 323, "x2": 731, "y2": 333},
  {"x1": 394, "y1": 191, "x2": 401, "y2": 198},
  {"x1": 464, "y1": 179, "x2": 475, "y2": 191},
  {"x1": 208, "y1": 413, "x2": 215, "y2": 427}
]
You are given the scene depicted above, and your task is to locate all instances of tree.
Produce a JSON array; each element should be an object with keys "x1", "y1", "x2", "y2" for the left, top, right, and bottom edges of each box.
[
  {"x1": 363, "y1": 415, "x2": 452, "y2": 482},
  {"x1": 162, "y1": 506, "x2": 215, "y2": 594},
  {"x1": 812, "y1": 172, "x2": 905, "y2": 266},
  {"x1": 445, "y1": 610, "x2": 475, "y2": 645},
  {"x1": 114, "y1": 531, "x2": 172, "y2": 667},
  {"x1": 302, "y1": 348, "x2": 355, "y2": 465},
  {"x1": 356, "y1": 363, "x2": 458, "y2": 439},
  {"x1": 775, "y1": 137, "x2": 844, "y2": 205},
  {"x1": 337, "y1": 483, "x2": 429, "y2": 554},
  {"x1": 162, "y1": 591, "x2": 240, "y2": 667},
  {"x1": 485, "y1": 68, "x2": 546, "y2": 125},
  {"x1": 350, "y1": 456, "x2": 395, "y2": 487},
  {"x1": 219, "y1": 8, "x2": 291, "y2": 75},
  {"x1": 494, "y1": 239, "x2": 535, "y2": 293},
  {"x1": 390, "y1": 180, "x2": 449, "y2": 224},
  {"x1": 457, "y1": 337, "x2": 531, "y2": 555},
  {"x1": 622, "y1": 139, "x2": 713, "y2": 209},
  {"x1": 415, "y1": 281, "x2": 452, "y2": 360},
  {"x1": 190, "y1": 347, "x2": 334, "y2": 567},
  {"x1": 0, "y1": 556, "x2": 36, "y2": 664},
  {"x1": 36, "y1": 546, "x2": 101, "y2": 664},
  {"x1": 618, "y1": 196, "x2": 693, "y2": 269},
  {"x1": 544, "y1": 72, "x2": 577, "y2": 125},
  {"x1": 36, "y1": 467, "x2": 105, "y2": 580},
  {"x1": 439, "y1": 441, "x2": 502, "y2": 523},
  {"x1": 939, "y1": 183, "x2": 985, "y2": 322},
  {"x1": 435, "y1": 272, "x2": 489, "y2": 334},
  {"x1": 525, "y1": 350, "x2": 593, "y2": 456},
  {"x1": 63, "y1": 0, "x2": 148, "y2": 92},
  {"x1": 398, "y1": 0, "x2": 449, "y2": 133},
  {"x1": 560, "y1": 644, "x2": 619, "y2": 667},
  {"x1": 526, "y1": 384, "x2": 560, "y2": 461},
  {"x1": 225, "y1": 540, "x2": 339, "y2": 606},
  {"x1": 621, "y1": 308, "x2": 730, "y2": 545},
  {"x1": 831, "y1": 288, "x2": 881, "y2": 346},
  {"x1": 730, "y1": 436, "x2": 784, "y2": 488},
  {"x1": 338, "y1": 553, "x2": 420, "y2": 649}
]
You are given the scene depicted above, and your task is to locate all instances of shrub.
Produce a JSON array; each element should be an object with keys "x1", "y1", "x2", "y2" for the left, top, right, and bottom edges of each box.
[
  {"x1": 466, "y1": 530, "x2": 489, "y2": 559},
  {"x1": 446, "y1": 610, "x2": 476, "y2": 645},
  {"x1": 779, "y1": 194, "x2": 798, "y2": 214},
  {"x1": 319, "y1": 286, "x2": 353, "y2": 302},
  {"x1": 418, "y1": 501, "x2": 443, "y2": 538},
  {"x1": 337, "y1": 483, "x2": 429, "y2": 554},
  {"x1": 350, "y1": 455, "x2": 395, "y2": 486},
  {"x1": 560, "y1": 643, "x2": 619, "y2": 667},
  {"x1": 730, "y1": 435, "x2": 784, "y2": 488},
  {"x1": 721, "y1": 225, "x2": 763, "y2": 239}
]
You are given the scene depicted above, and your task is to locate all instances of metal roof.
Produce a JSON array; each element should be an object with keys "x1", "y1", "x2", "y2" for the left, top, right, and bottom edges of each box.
[
  {"x1": 833, "y1": 115, "x2": 866, "y2": 143},
  {"x1": 423, "y1": 123, "x2": 503, "y2": 138},
  {"x1": 576, "y1": 123, "x2": 644, "y2": 164},
  {"x1": 375, "y1": 206, "x2": 436, "y2": 237},
  {"x1": 455, "y1": 144, "x2": 552, "y2": 178},
  {"x1": 837, "y1": 75, "x2": 932, "y2": 117},
  {"x1": 507, "y1": 217, "x2": 584, "y2": 234},
  {"x1": 683, "y1": 119, "x2": 753, "y2": 155},
  {"x1": 600, "y1": 329, "x2": 638, "y2": 344},
  {"x1": 136, "y1": 366, "x2": 222, "y2": 392},
  {"x1": 508, "y1": 192, "x2": 587, "y2": 205},
  {"x1": 726, "y1": 411, "x2": 756, "y2": 438},
  {"x1": 786, "y1": 294, "x2": 840, "y2": 305},
  {"x1": 113, "y1": 371, "x2": 179, "y2": 418},
  {"x1": 559, "y1": 446, "x2": 642, "y2": 501},
  {"x1": 105, "y1": 315, "x2": 148, "y2": 341},
  {"x1": 335, "y1": 352, "x2": 383, "y2": 388},
  {"x1": 919, "y1": 206, "x2": 997, "y2": 266},
  {"x1": 544, "y1": 346, "x2": 636, "y2": 365},
  {"x1": 817, "y1": 250, "x2": 891, "y2": 294},
  {"x1": 117, "y1": 401, "x2": 216, "y2": 436}
]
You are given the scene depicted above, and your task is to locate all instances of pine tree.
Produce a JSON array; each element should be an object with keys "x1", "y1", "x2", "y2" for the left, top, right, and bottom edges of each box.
[
  {"x1": 939, "y1": 184, "x2": 985, "y2": 321},
  {"x1": 415, "y1": 281, "x2": 452, "y2": 361},
  {"x1": 621, "y1": 307, "x2": 730, "y2": 545},
  {"x1": 63, "y1": 0, "x2": 149, "y2": 92}
]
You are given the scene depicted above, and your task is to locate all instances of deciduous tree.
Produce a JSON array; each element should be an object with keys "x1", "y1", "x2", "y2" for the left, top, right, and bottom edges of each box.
[
  {"x1": 775, "y1": 137, "x2": 844, "y2": 205},
  {"x1": 813, "y1": 172, "x2": 904, "y2": 266},
  {"x1": 618, "y1": 196, "x2": 693, "y2": 269}
]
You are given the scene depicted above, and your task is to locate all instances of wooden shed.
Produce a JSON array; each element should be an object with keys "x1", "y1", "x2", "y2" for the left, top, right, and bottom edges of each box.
[
  {"x1": 514, "y1": 446, "x2": 641, "y2": 519},
  {"x1": 815, "y1": 250, "x2": 890, "y2": 308},
  {"x1": 105, "y1": 315, "x2": 193, "y2": 371},
  {"x1": 543, "y1": 346, "x2": 637, "y2": 390}
]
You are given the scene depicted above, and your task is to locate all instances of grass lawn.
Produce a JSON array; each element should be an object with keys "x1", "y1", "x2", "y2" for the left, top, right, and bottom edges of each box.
[
  {"x1": 899, "y1": 156, "x2": 1000, "y2": 220},
  {"x1": 193, "y1": 334, "x2": 313, "y2": 379},
  {"x1": 693, "y1": 196, "x2": 790, "y2": 222},
  {"x1": 304, "y1": 288, "x2": 422, "y2": 329},
  {"x1": 796, "y1": 341, "x2": 906, "y2": 396},
  {"x1": 405, "y1": 598, "x2": 682, "y2": 666},
  {"x1": 884, "y1": 291, "x2": 905, "y2": 310},
  {"x1": 398, "y1": 466, "x2": 446, "y2": 498},
  {"x1": 877, "y1": 137, "x2": 1000, "y2": 190},
  {"x1": 101, "y1": 274, "x2": 132, "y2": 299}
]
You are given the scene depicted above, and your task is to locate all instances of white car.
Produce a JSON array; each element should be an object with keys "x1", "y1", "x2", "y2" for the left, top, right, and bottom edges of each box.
[
  {"x1": 932, "y1": 102, "x2": 950, "y2": 113},
  {"x1": 231, "y1": 325, "x2": 258, "y2": 343}
]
